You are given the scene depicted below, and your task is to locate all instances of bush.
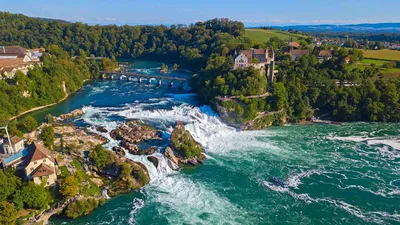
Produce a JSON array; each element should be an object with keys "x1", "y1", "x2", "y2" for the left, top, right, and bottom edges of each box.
[
  {"x1": 63, "y1": 199, "x2": 100, "y2": 219},
  {"x1": 41, "y1": 126, "x2": 54, "y2": 148},
  {"x1": 89, "y1": 145, "x2": 115, "y2": 170},
  {"x1": 17, "y1": 116, "x2": 37, "y2": 132}
]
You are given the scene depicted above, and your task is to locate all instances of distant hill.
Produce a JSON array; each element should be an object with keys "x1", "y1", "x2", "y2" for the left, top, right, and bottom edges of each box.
[
  {"x1": 36, "y1": 17, "x2": 71, "y2": 24},
  {"x1": 245, "y1": 29, "x2": 309, "y2": 43},
  {"x1": 269, "y1": 23, "x2": 400, "y2": 33}
]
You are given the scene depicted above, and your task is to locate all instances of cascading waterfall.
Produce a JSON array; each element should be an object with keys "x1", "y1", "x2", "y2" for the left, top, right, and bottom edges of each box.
[{"x1": 49, "y1": 68, "x2": 400, "y2": 225}]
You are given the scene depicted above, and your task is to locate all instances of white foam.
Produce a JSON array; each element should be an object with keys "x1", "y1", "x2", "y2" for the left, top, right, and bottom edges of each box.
[
  {"x1": 286, "y1": 169, "x2": 322, "y2": 189},
  {"x1": 128, "y1": 198, "x2": 145, "y2": 225},
  {"x1": 328, "y1": 135, "x2": 400, "y2": 150}
]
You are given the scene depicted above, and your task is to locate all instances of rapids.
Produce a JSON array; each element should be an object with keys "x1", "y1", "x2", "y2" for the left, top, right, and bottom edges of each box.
[{"x1": 41, "y1": 61, "x2": 400, "y2": 225}]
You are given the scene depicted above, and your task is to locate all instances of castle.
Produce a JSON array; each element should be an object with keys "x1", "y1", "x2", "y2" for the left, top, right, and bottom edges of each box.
[{"x1": 233, "y1": 47, "x2": 276, "y2": 83}]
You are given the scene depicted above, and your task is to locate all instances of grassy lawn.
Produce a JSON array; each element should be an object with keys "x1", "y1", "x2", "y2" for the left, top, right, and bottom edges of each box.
[
  {"x1": 245, "y1": 29, "x2": 308, "y2": 43},
  {"x1": 348, "y1": 58, "x2": 400, "y2": 79},
  {"x1": 59, "y1": 165, "x2": 70, "y2": 177},
  {"x1": 71, "y1": 158, "x2": 84, "y2": 171},
  {"x1": 362, "y1": 49, "x2": 400, "y2": 61}
]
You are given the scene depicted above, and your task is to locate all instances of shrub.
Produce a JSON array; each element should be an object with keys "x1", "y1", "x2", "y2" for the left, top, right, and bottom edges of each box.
[{"x1": 63, "y1": 199, "x2": 100, "y2": 219}]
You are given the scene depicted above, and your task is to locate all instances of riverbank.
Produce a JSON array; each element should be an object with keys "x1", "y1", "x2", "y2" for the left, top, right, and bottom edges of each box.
[
  {"x1": 47, "y1": 79, "x2": 400, "y2": 225},
  {"x1": 8, "y1": 79, "x2": 91, "y2": 121}
]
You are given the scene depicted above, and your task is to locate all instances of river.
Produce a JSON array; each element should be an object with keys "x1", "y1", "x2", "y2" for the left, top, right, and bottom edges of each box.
[{"x1": 42, "y1": 60, "x2": 400, "y2": 225}]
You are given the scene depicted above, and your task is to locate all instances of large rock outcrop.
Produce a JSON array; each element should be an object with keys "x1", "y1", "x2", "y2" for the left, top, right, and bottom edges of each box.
[
  {"x1": 164, "y1": 122, "x2": 205, "y2": 167},
  {"x1": 53, "y1": 125, "x2": 108, "y2": 154},
  {"x1": 110, "y1": 120, "x2": 161, "y2": 144},
  {"x1": 216, "y1": 101, "x2": 287, "y2": 130},
  {"x1": 59, "y1": 108, "x2": 84, "y2": 120}
]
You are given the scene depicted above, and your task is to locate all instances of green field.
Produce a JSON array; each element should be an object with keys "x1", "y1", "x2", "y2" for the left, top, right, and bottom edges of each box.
[
  {"x1": 362, "y1": 49, "x2": 400, "y2": 61},
  {"x1": 245, "y1": 29, "x2": 308, "y2": 43},
  {"x1": 348, "y1": 58, "x2": 400, "y2": 79}
]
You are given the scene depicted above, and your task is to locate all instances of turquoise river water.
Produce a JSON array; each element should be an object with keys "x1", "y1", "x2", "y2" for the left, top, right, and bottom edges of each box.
[{"x1": 40, "y1": 61, "x2": 400, "y2": 225}]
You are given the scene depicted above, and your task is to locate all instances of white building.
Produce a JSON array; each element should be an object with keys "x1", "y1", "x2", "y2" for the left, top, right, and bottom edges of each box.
[
  {"x1": 233, "y1": 47, "x2": 277, "y2": 83},
  {"x1": 2, "y1": 136, "x2": 24, "y2": 154}
]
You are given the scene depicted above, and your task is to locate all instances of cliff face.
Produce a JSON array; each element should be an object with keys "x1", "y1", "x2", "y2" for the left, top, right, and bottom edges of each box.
[{"x1": 216, "y1": 103, "x2": 287, "y2": 130}]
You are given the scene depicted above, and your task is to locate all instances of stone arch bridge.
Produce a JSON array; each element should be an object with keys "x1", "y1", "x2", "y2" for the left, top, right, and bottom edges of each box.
[{"x1": 101, "y1": 71, "x2": 189, "y2": 88}]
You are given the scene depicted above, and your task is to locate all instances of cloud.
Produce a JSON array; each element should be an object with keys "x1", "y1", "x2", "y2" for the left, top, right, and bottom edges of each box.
[
  {"x1": 96, "y1": 17, "x2": 117, "y2": 21},
  {"x1": 78, "y1": 17, "x2": 85, "y2": 21}
]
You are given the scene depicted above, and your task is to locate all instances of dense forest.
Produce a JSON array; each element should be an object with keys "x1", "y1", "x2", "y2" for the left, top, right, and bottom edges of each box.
[
  {"x1": 0, "y1": 44, "x2": 116, "y2": 121},
  {"x1": 0, "y1": 12, "x2": 248, "y2": 71},
  {"x1": 1, "y1": 11, "x2": 399, "y2": 123}
]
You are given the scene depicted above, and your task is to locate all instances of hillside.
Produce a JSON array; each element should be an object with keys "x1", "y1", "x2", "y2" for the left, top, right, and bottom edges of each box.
[
  {"x1": 362, "y1": 49, "x2": 400, "y2": 61},
  {"x1": 271, "y1": 23, "x2": 400, "y2": 33},
  {"x1": 245, "y1": 29, "x2": 308, "y2": 43}
]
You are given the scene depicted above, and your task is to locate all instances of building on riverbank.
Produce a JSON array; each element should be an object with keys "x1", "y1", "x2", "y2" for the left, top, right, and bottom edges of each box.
[
  {"x1": 24, "y1": 142, "x2": 57, "y2": 186},
  {"x1": 0, "y1": 45, "x2": 44, "y2": 78},
  {"x1": 0, "y1": 135, "x2": 26, "y2": 168},
  {"x1": 233, "y1": 47, "x2": 277, "y2": 83},
  {"x1": 2, "y1": 135, "x2": 24, "y2": 154}
]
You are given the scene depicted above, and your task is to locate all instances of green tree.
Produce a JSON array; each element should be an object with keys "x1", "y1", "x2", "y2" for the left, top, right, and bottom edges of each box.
[
  {"x1": 0, "y1": 170, "x2": 21, "y2": 203},
  {"x1": 18, "y1": 116, "x2": 37, "y2": 132},
  {"x1": 20, "y1": 183, "x2": 53, "y2": 210},
  {"x1": 89, "y1": 145, "x2": 115, "y2": 170},
  {"x1": 45, "y1": 114, "x2": 55, "y2": 124},
  {"x1": 0, "y1": 201, "x2": 17, "y2": 225},
  {"x1": 60, "y1": 175, "x2": 79, "y2": 199},
  {"x1": 41, "y1": 126, "x2": 54, "y2": 148}
]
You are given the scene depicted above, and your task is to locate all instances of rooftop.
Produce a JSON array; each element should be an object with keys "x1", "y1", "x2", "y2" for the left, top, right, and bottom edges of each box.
[
  {"x1": 32, "y1": 163, "x2": 55, "y2": 177},
  {"x1": 319, "y1": 50, "x2": 332, "y2": 56},
  {"x1": 289, "y1": 49, "x2": 309, "y2": 56},
  {"x1": 25, "y1": 142, "x2": 54, "y2": 165},
  {"x1": 0, "y1": 46, "x2": 28, "y2": 54},
  {"x1": 4, "y1": 136, "x2": 24, "y2": 145}
]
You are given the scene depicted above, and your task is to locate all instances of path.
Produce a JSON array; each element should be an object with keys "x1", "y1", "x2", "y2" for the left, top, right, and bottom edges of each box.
[{"x1": 218, "y1": 92, "x2": 270, "y2": 101}]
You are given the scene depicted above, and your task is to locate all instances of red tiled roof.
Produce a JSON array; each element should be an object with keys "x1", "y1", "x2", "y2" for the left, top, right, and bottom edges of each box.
[
  {"x1": 0, "y1": 59, "x2": 24, "y2": 68},
  {"x1": 289, "y1": 50, "x2": 309, "y2": 56},
  {"x1": 289, "y1": 42, "x2": 300, "y2": 48},
  {"x1": 25, "y1": 142, "x2": 54, "y2": 165},
  {"x1": 0, "y1": 46, "x2": 28, "y2": 54},
  {"x1": 32, "y1": 163, "x2": 55, "y2": 177},
  {"x1": 253, "y1": 49, "x2": 266, "y2": 55},
  {"x1": 319, "y1": 50, "x2": 332, "y2": 57},
  {"x1": 240, "y1": 50, "x2": 253, "y2": 61}
]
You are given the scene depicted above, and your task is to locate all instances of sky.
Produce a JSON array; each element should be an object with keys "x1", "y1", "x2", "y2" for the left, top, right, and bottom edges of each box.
[{"x1": 2, "y1": 0, "x2": 400, "y2": 26}]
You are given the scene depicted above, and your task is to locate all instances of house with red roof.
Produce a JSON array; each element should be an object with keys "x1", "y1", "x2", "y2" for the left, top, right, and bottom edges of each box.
[
  {"x1": 318, "y1": 50, "x2": 333, "y2": 62},
  {"x1": 233, "y1": 47, "x2": 276, "y2": 82},
  {"x1": 289, "y1": 49, "x2": 309, "y2": 61},
  {"x1": 24, "y1": 142, "x2": 57, "y2": 186}
]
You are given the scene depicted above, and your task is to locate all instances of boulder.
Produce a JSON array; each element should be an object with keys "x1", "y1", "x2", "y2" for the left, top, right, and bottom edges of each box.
[
  {"x1": 147, "y1": 156, "x2": 159, "y2": 168},
  {"x1": 60, "y1": 108, "x2": 84, "y2": 120},
  {"x1": 110, "y1": 121, "x2": 161, "y2": 144},
  {"x1": 102, "y1": 163, "x2": 120, "y2": 177},
  {"x1": 112, "y1": 146, "x2": 126, "y2": 158},
  {"x1": 96, "y1": 126, "x2": 108, "y2": 133},
  {"x1": 90, "y1": 178, "x2": 103, "y2": 187},
  {"x1": 164, "y1": 146, "x2": 179, "y2": 165},
  {"x1": 120, "y1": 141, "x2": 140, "y2": 154},
  {"x1": 139, "y1": 147, "x2": 157, "y2": 155}
]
